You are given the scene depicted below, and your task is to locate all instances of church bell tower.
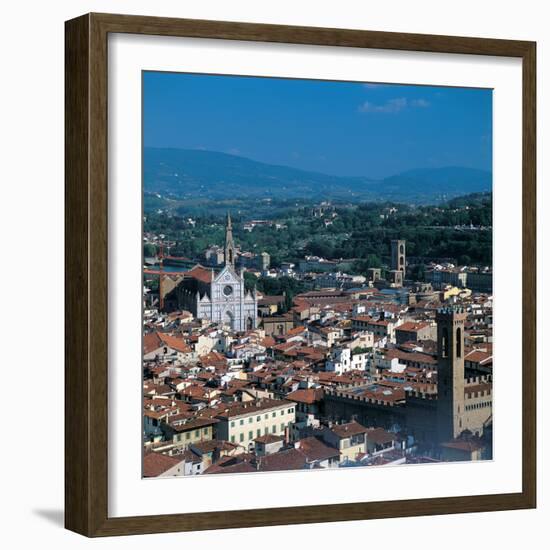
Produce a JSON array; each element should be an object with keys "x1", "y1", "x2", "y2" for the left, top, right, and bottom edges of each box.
[
  {"x1": 224, "y1": 212, "x2": 236, "y2": 268},
  {"x1": 436, "y1": 307, "x2": 467, "y2": 444}
]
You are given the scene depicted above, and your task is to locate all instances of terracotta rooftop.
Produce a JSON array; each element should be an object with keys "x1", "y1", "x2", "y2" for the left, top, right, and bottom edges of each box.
[
  {"x1": 441, "y1": 438, "x2": 485, "y2": 452},
  {"x1": 254, "y1": 434, "x2": 284, "y2": 444},
  {"x1": 143, "y1": 331, "x2": 192, "y2": 355},
  {"x1": 203, "y1": 459, "x2": 256, "y2": 475},
  {"x1": 330, "y1": 420, "x2": 369, "y2": 439},
  {"x1": 366, "y1": 427, "x2": 398, "y2": 446},
  {"x1": 286, "y1": 388, "x2": 324, "y2": 405},
  {"x1": 187, "y1": 265, "x2": 214, "y2": 283},
  {"x1": 190, "y1": 439, "x2": 237, "y2": 454},
  {"x1": 396, "y1": 321, "x2": 431, "y2": 332},
  {"x1": 142, "y1": 452, "x2": 182, "y2": 477},
  {"x1": 295, "y1": 437, "x2": 339, "y2": 462},
  {"x1": 168, "y1": 416, "x2": 219, "y2": 432},
  {"x1": 258, "y1": 448, "x2": 307, "y2": 472},
  {"x1": 215, "y1": 399, "x2": 293, "y2": 420},
  {"x1": 464, "y1": 350, "x2": 493, "y2": 364}
]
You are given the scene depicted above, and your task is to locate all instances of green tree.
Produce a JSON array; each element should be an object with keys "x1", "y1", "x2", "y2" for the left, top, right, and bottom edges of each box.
[{"x1": 143, "y1": 243, "x2": 157, "y2": 257}]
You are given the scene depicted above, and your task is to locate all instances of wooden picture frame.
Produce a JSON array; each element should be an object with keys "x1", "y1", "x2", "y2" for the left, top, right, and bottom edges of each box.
[{"x1": 65, "y1": 12, "x2": 536, "y2": 537}]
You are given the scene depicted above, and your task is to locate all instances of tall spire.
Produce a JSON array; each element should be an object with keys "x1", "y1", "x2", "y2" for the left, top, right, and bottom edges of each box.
[{"x1": 224, "y1": 211, "x2": 235, "y2": 267}]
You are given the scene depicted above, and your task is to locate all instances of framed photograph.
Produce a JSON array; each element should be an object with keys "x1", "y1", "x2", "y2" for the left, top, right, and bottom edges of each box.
[{"x1": 65, "y1": 13, "x2": 536, "y2": 537}]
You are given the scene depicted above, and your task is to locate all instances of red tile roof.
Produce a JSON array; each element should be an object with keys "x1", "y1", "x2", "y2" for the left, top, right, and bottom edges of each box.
[
  {"x1": 396, "y1": 321, "x2": 431, "y2": 333},
  {"x1": 215, "y1": 399, "x2": 293, "y2": 420},
  {"x1": 142, "y1": 452, "x2": 182, "y2": 477},
  {"x1": 330, "y1": 420, "x2": 368, "y2": 439},
  {"x1": 254, "y1": 434, "x2": 284, "y2": 444},
  {"x1": 258, "y1": 448, "x2": 307, "y2": 471},
  {"x1": 204, "y1": 461, "x2": 257, "y2": 475},
  {"x1": 187, "y1": 265, "x2": 214, "y2": 283},
  {"x1": 286, "y1": 388, "x2": 323, "y2": 405},
  {"x1": 295, "y1": 437, "x2": 339, "y2": 462},
  {"x1": 366, "y1": 428, "x2": 398, "y2": 445},
  {"x1": 143, "y1": 331, "x2": 192, "y2": 355}
]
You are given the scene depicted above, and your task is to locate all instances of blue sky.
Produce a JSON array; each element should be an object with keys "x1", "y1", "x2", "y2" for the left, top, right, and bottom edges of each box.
[{"x1": 143, "y1": 71, "x2": 492, "y2": 179}]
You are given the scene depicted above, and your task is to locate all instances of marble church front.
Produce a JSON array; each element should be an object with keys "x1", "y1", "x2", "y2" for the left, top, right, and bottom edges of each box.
[{"x1": 171, "y1": 214, "x2": 258, "y2": 331}]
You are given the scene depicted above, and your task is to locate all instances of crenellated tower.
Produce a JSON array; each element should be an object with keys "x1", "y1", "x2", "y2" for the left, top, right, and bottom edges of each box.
[{"x1": 436, "y1": 306, "x2": 467, "y2": 443}]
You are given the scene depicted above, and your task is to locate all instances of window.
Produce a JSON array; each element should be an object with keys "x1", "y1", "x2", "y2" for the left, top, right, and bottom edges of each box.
[
  {"x1": 240, "y1": 419, "x2": 244, "y2": 426},
  {"x1": 272, "y1": 425, "x2": 276, "y2": 433},
  {"x1": 239, "y1": 433, "x2": 244, "y2": 442},
  {"x1": 280, "y1": 423, "x2": 285, "y2": 431},
  {"x1": 186, "y1": 432, "x2": 190, "y2": 440},
  {"x1": 195, "y1": 430, "x2": 199, "y2": 437},
  {"x1": 249, "y1": 431, "x2": 253, "y2": 440},
  {"x1": 223, "y1": 285, "x2": 233, "y2": 296},
  {"x1": 231, "y1": 421, "x2": 235, "y2": 427},
  {"x1": 456, "y1": 327, "x2": 462, "y2": 357},
  {"x1": 272, "y1": 412, "x2": 276, "y2": 418},
  {"x1": 264, "y1": 427, "x2": 269, "y2": 435},
  {"x1": 203, "y1": 428, "x2": 208, "y2": 435},
  {"x1": 249, "y1": 417, "x2": 253, "y2": 424},
  {"x1": 280, "y1": 410, "x2": 284, "y2": 416},
  {"x1": 231, "y1": 435, "x2": 235, "y2": 443},
  {"x1": 441, "y1": 327, "x2": 449, "y2": 358},
  {"x1": 257, "y1": 416, "x2": 261, "y2": 422},
  {"x1": 257, "y1": 429, "x2": 261, "y2": 437}
]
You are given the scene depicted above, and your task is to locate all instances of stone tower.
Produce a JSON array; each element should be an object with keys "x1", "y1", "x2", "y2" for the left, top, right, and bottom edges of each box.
[
  {"x1": 436, "y1": 307, "x2": 467, "y2": 443},
  {"x1": 224, "y1": 212, "x2": 236, "y2": 268},
  {"x1": 391, "y1": 239, "x2": 406, "y2": 274}
]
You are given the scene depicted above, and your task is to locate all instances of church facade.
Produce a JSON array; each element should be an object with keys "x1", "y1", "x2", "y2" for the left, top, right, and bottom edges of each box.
[{"x1": 170, "y1": 214, "x2": 258, "y2": 331}]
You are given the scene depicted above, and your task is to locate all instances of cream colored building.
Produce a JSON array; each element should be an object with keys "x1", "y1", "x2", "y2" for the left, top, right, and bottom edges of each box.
[
  {"x1": 215, "y1": 399, "x2": 296, "y2": 449},
  {"x1": 163, "y1": 417, "x2": 218, "y2": 449},
  {"x1": 321, "y1": 421, "x2": 368, "y2": 462}
]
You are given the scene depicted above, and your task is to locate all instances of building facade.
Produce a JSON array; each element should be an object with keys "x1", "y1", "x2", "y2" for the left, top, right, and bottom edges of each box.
[
  {"x1": 172, "y1": 213, "x2": 258, "y2": 331},
  {"x1": 215, "y1": 399, "x2": 296, "y2": 449}
]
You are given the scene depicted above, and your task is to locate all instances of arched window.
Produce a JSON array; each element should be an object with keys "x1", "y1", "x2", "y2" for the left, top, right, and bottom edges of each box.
[
  {"x1": 399, "y1": 244, "x2": 404, "y2": 254},
  {"x1": 456, "y1": 327, "x2": 462, "y2": 357},
  {"x1": 441, "y1": 327, "x2": 449, "y2": 358}
]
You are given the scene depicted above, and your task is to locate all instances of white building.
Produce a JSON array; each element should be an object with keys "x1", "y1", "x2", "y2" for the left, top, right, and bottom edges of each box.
[
  {"x1": 325, "y1": 347, "x2": 370, "y2": 374},
  {"x1": 174, "y1": 214, "x2": 258, "y2": 331}
]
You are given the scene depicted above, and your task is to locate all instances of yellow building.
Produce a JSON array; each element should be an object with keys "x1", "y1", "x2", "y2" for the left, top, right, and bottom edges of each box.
[
  {"x1": 322, "y1": 421, "x2": 368, "y2": 462},
  {"x1": 164, "y1": 417, "x2": 218, "y2": 449},
  {"x1": 215, "y1": 399, "x2": 296, "y2": 449}
]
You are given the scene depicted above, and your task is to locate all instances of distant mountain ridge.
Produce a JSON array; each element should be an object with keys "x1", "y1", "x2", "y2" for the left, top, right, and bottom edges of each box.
[{"x1": 143, "y1": 147, "x2": 492, "y2": 204}]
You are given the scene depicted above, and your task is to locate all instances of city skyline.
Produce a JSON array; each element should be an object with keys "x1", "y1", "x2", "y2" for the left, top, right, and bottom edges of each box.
[{"x1": 142, "y1": 70, "x2": 493, "y2": 478}]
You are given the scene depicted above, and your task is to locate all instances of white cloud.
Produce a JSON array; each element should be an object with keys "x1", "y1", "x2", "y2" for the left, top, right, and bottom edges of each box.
[
  {"x1": 411, "y1": 98, "x2": 430, "y2": 108},
  {"x1": 362, "y1": 83, "x2": 386, "y2": 89},
  {"x1": 358, "y1": 97, "x2": 430, "y2": 114},
  {"x1": 358, "y1": 97, "x2": 408, "y2": 113}
]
